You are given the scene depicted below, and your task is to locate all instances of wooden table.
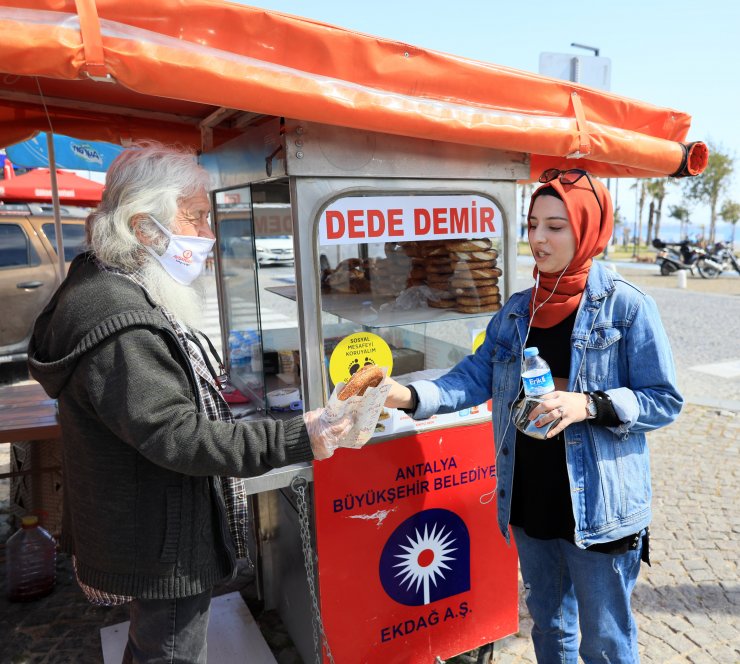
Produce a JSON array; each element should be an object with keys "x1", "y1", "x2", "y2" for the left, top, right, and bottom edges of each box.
[
  {"x1": 0, "y1": 381, "x2": 62, "y2": 533},
  {"x1": 0, "y1": 381, "x2": 60, "y2": 444}
]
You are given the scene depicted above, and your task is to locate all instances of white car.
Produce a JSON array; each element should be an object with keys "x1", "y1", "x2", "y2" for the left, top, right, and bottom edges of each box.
[{"x1": 255, "y1": 236, "x2": 294, "y2": 266}]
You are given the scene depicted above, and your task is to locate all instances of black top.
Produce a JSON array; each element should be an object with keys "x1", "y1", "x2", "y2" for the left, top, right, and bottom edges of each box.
[
  {"x1": 509, "y1": 309, "x2": 638, "y2": 555},
  {"x1": 509, "y1": 309, "x2": 577, "y2": 540}
]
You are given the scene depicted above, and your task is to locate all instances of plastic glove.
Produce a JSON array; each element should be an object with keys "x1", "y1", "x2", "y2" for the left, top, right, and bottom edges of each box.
[{"x1": 303, "y1": 408, "x2": 355, "y2": 460}]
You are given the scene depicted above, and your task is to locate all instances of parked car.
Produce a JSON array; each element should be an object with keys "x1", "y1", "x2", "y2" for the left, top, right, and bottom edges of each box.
[
  {"x1": 255, "y1": 236, "x2": 295, "y2": 266},
  {"x1": 0, "y1": 203, "x2": 87, "y2": 365}
]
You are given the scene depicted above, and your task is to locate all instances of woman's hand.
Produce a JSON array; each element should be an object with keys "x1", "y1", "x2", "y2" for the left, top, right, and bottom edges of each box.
[
  {"x1": 528, "y1": 391, "x2": 590, "y2": 438},
  {"x1": 383, "y1": 377, "x2": 413, "y2": 410}
]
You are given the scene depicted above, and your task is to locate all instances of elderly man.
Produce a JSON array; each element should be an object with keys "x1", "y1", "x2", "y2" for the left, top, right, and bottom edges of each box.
[{"x1": 28, "y1": 143, "x2": 353, "y2": 663}]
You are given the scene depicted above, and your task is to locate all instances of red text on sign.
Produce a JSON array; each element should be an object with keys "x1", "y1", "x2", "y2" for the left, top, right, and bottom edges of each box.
[
  {"x1": 325, "y1": 209, "x2": 404, "y2": 240},
  {"x1": 414, "y1": 201, "x2": 496, "y2": 236}
]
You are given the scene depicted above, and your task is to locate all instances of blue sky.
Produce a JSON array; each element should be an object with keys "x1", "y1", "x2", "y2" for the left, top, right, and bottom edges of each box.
[{"x1": 241, "y1": 0, "x2": 739, "y2": 241}]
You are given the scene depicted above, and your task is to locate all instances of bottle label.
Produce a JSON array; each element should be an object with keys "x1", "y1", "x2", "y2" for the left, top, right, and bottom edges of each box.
[{"x1": 522, "y1": 372, "x2": 554, "y2": 396}]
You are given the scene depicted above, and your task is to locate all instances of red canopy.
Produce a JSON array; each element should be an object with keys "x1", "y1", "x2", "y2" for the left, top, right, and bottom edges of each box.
[{"x1": 0, "y1": 168, "x2": 103, "y2": 206}]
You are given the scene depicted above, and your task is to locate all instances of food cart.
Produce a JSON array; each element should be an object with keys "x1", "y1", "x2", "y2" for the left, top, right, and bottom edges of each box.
[
  {"x1": 201, "y1": 121, "x2": 524, "y2": 661},
  {"x1": 0, "y1": 2, "x2": 707, "y2": 662}
]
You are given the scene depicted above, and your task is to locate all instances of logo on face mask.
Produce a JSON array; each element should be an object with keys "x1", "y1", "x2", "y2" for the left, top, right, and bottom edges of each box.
[
  {"x1": 145, "y1": 216, "x2": 215, "y2": 285},
  {"x1": 173, "y1": 249, "x2": 194, "y2": 265}
]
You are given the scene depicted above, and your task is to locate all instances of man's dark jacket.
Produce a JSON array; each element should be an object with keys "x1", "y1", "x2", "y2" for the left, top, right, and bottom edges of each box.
[{"x1": 28, "y1": 253, "x2": 313, "y2": 598}]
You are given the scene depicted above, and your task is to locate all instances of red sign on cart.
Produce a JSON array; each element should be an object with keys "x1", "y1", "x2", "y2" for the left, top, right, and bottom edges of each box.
[{"x1": 313, "y1": 421, "x2": 518, "y2": 664}]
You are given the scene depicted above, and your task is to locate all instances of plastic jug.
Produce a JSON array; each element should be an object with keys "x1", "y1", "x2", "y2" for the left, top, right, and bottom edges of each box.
[{"x1": 5, "y1": 515, "x2": 56, "y2": 601}]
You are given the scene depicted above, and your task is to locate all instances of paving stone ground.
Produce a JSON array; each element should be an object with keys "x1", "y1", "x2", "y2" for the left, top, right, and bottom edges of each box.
[
  {"x1": 1, "y1": 260, "x2": 738, "y2": 663},
  {"x1": 484, "y1": 403, "x2": 740, "y2": 664}
]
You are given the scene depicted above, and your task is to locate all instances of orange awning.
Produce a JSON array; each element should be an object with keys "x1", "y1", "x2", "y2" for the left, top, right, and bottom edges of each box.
[{"x1": 0, "y1": 1, "x2": 707, "y2": 179}]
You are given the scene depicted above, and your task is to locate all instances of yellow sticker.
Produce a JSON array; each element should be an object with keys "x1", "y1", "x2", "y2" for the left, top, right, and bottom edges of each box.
[
  {"x1": 329, "y1": 332, "x2": 394, "y2": 386},
  {"x1": 472, "y1": 330, "x2": 486, "y2": 353}
]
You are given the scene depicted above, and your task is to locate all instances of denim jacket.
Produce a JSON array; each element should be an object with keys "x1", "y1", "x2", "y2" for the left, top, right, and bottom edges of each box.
[{"x1": 411, "y1": 261, "x2": 683, "y2": 548}]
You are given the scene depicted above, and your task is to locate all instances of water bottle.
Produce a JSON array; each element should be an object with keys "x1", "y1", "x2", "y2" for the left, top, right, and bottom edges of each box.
[
  {"x1": 514, "y1": 347, "x2": 559, "y2": 439},
  {"x1": 228, "y1": 330, "x2": 240, "y2": 355},
  {"x1": 521, "y1": 347, "x2": 555, "y2": 397},
  {"x1": 5, "y1": 515, "x2": 56, "y2": 602}
]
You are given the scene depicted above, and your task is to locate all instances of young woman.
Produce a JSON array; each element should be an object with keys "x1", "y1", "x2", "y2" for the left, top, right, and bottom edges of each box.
[{"x1": 385, "y1": 169, "x2": 682, "y2": 663}]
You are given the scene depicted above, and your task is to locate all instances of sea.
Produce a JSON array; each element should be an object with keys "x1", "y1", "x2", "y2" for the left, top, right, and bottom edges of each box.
[{"x1": 617, "y1": 221, "x2": 737, "y2": 246}]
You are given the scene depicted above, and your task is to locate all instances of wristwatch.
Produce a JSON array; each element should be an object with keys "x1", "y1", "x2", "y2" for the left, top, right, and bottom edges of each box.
[{"x1": 585, "y1": 393, "x2": 598, "y2": 419}]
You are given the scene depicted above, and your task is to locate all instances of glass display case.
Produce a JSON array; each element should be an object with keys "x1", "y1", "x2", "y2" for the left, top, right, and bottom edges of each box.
[
  {"x1": 214, "y1": 184, "x2": 507, "y2": 444},
  {"x1": 213, "y1": 186, "x2": 264, "y2": 404},
  {"x1": 311, "y1": 192, "x2": 505, "y2": 437},
  {"x1": 213, "y1": 182, "x2": 301, "y2": 416}
]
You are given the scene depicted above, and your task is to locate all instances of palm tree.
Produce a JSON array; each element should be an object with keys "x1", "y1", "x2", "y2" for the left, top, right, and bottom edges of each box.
[
  {"x1": 720, "y1": 200, "x2": 740, "y2": 249},
  {"x1": 683, "y1": 143, "x2": 734, "y2": 244},
  {"x1": 646, "y1": 179, "x2": 668, "y2": 242},
  {"x1": 668, "y1": 205, "x2": 691, "y2": 241},
  {"x1": 630, "y1": 179, "x2": 648, "y2": 256}
]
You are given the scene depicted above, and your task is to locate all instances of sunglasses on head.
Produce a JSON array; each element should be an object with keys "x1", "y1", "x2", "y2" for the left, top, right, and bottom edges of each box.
[{"x1": 538, "y1": 168, "x2": 603, "y2": 218}]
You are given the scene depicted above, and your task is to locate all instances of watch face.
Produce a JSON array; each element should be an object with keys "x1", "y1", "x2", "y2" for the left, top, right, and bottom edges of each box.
[{"x1": 587, "y1": 396, "x2": 598, "y2": 417}]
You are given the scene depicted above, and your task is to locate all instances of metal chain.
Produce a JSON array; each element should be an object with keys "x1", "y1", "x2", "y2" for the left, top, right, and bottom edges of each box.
[{"x1": 291, "y1": 476, "x2": 336, "y2": 664}]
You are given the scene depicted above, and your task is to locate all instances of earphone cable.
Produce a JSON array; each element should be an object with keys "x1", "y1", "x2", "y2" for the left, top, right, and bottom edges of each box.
[{"x1": 480, "y1": 261, "x2": 571, "y2": 505}]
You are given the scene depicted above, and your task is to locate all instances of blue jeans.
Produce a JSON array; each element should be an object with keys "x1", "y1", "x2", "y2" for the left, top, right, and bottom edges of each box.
[
  {"x1": 512, "y1": 526, "x2": 642, "y2": 664},
  {"x1": 121, "y1": 589, "x2": 212, "y2": 664}
]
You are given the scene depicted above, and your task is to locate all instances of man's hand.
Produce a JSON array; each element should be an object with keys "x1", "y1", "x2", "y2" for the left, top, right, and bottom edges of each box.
[
  {"x1": 303, "y1": 408, "x2": 354, "y2": 460},
  {"x1": 383, "y1": 377, "x2": 413, "y2": 410}
]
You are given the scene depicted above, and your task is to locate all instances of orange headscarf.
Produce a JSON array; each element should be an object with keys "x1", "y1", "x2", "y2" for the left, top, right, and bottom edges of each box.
[{"x1": 527, "y1": 174, "x2": 613, "y2": 328}]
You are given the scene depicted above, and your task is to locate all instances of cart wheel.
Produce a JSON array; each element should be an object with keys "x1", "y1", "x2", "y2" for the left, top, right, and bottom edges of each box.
[
  {"x1": 475, "y1": 643, "x2": 495, "y2": 664},
  {"x1": 659, "y1": 261, "x2": 676, "y2": 276}
]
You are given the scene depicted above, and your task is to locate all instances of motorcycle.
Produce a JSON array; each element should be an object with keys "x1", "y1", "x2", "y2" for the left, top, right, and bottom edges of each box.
[
  {"x1": 701, "y1": 241, "x2": 740, "y2": 278},
  {"x1": 652, "y1": 238, "x2": 709, "y2": 276}
]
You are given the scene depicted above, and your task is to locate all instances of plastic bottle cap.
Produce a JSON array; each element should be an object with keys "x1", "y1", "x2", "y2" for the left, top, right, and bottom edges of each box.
[
  {"x1": 21, "y1": 515, "x2": 39, "y2": 527},
  {"x1": 524, "y1": 347, "x2": 539, "y2": 358}
]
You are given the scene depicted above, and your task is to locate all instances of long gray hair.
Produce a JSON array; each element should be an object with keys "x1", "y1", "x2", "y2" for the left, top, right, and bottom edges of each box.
[{"x1": 87, "y1": 142, "x2": 211, "y2": 271}]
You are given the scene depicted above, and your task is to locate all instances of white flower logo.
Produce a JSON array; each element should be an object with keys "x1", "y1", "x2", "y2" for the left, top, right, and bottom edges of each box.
[{"x1": 392, "y1": 522, "x2": 457, "y2": 605}]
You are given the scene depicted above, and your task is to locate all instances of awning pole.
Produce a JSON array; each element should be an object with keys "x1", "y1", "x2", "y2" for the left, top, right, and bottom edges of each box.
[{"x1": 46, "y1": 132, "x2": 66, "y2": 280}]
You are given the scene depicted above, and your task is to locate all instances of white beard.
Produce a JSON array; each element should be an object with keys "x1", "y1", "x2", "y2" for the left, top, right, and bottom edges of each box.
[{"x1": 139, "y1": 258, "x2": 206, "y2": 329}]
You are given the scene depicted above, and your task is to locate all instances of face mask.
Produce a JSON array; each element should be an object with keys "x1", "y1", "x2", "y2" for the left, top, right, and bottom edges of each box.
[{"x1": 144, "y1": 215, "x2": 215, "y2": 285}]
